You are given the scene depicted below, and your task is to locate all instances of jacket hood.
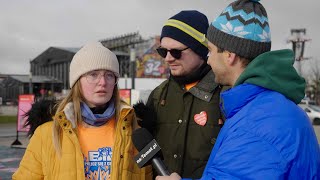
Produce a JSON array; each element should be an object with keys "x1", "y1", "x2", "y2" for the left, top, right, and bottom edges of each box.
[{"x1": 234, "y1": 49, "x2": 305, "y2": 104}]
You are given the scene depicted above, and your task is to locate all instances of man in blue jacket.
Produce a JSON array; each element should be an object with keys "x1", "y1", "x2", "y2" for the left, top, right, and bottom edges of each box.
[{"x1": 156, "y1": 0, "x2": 320, "y2": 179}]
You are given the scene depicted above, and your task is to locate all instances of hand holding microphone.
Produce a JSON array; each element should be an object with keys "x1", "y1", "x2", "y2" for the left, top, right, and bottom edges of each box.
[
  {"x1": 155, "y1": 172, "x2": 181, "y2": 180},
  {"x1": 132, "y1": 128, "x2": 170, "y2": 176}
]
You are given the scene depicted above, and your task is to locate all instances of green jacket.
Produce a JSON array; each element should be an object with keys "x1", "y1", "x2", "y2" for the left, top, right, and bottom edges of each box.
[
  {"x1": 147, "y1": 71, "x2": 222, "y2": 179},
  {"x1": 235, "y1": 49, "x2": 305, "y2": 104}
]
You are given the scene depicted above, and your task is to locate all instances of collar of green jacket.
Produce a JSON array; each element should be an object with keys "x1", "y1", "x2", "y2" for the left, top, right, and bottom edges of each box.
[{"x1": 234, "y1": 49, "x2": 306, "y2": 104}]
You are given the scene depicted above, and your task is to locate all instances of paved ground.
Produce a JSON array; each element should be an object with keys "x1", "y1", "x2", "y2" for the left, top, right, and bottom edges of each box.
[
  {"x1": 0, "y1": 123, "x2": 319, "y2": 180},
  {"x1": 0, "y1": 123, "x2": 28, "y2": 180},
  {"x1": 314, "y1": 125, "x2": 320, "y2": 143}
]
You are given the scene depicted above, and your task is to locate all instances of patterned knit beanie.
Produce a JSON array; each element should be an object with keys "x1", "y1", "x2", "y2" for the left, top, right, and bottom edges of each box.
[
  {"x1": 69, "y1": 42, "x2": 119, "y2": 88},
  {"x1": 207, "y1": 0, "x2": 271, "y2": 59},
  {"x1": 160, "y1": 10, "x2": 209, "y2": 60}
]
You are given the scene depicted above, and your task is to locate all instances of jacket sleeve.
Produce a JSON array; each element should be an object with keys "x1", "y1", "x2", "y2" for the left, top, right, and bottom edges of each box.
[
  {"x1": 12, "y1": 125, "x2": 45, "y2": 180},
  {"x1": 201, "y1": 130, "x2": 286, "y2": 180}
]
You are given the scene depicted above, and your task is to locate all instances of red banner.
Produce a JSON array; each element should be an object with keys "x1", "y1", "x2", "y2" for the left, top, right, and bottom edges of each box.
[
  {"x1": 119, "y1": 89, "x2": 131, "y2": 105},
  {"x1": 17, "y1": 94, "x2": 34, "y2": 132}
]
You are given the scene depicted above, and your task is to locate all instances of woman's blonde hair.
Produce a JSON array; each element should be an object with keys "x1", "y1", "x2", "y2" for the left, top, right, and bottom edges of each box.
[{"x1": 52, "y1": 78, "x2": 120, "y2": 156}]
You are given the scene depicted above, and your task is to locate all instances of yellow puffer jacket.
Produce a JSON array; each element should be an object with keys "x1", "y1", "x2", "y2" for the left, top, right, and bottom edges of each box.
[{"x1": 12, "y1": 102, "x2": 153, "y2": 180}]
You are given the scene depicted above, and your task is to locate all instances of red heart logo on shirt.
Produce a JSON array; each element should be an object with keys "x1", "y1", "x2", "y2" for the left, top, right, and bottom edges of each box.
[{"x1": 194, "y1": 111, "x2": 208, "y2": 126}]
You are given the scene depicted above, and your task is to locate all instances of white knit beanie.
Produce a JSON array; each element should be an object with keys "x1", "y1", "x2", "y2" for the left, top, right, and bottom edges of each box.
[{"x1": 69, "y1": 42, "x2": 119, "y2": 88}]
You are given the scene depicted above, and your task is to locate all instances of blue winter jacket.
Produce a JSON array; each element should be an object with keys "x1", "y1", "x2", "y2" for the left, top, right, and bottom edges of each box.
[
  {"x1": 183, "y1": 49, "x2": 320, "y2": 179},
  {"x1": 199, "y1": 84, "x2": 320, "y2": 179}
]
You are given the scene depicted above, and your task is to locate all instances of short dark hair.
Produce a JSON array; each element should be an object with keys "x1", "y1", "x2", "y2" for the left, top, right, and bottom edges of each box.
[{"x1": 216, "y1": 45, "x2": 253, "y2": 67}]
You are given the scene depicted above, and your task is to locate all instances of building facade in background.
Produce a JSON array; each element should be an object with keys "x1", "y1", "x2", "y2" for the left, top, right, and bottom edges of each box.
[{"x1": 0, "y1": 32, "x2": 169, "y2": 104}]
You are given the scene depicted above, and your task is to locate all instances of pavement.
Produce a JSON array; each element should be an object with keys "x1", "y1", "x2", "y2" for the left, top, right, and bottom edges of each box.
[
  {"x1": 0, "y1": 123, "x2": 28, "y2": 180},
  {"x1": 315, "y1": 126, "x2": 320, "y2": 144},
  {"x1": 0, "y1": 123, "x2": 319, "y2": 180}
]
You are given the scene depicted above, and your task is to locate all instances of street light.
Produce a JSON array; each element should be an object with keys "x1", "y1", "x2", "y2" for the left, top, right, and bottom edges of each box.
[
  {"x1": 287, "y1": 28, "x2": 311, "y2": 75},
  {"x1": 29, "y1": 71, "x2": 33, "y2": 94},
  {"x1": 130, "y1": 47, "x2": 136, "y2": 89}
]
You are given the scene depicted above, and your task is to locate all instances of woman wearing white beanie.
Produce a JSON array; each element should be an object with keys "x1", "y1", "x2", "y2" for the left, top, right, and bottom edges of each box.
[{"x1": 13, "y1": 42, "x2": 152, "y2": 180}]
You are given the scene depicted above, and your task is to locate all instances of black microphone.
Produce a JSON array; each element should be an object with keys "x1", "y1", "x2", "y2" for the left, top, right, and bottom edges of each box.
[{"x1": 132, "y1": 128, "x2": 170, "y2": 176}]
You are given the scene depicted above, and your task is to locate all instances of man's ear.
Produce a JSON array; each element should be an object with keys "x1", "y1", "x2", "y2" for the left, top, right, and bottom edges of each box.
[{"x1": 224, "y1": 51, "x2": 237, "y2": 65}]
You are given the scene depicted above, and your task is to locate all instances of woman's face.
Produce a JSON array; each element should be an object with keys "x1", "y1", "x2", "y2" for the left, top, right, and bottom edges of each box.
[{"x1": 80, "y1": 69, "x2": 117, "y2": 107}]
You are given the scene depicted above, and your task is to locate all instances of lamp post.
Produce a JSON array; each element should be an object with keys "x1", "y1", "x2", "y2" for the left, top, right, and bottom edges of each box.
[
  {"x1": 29, "y1": 60, "x2": 33, "y2": 94},
  {"x1": 287, "y1": 28, "x2": 311, "y2": 75},
  {"x1": 124, "y1": 73, "x2": 128, "y2": 89},
  {"x1": 29, "y1": 71, "x2": 33, "y2": 94},
  {"x1": 130, "y1": 47, "x2": 136, "y2": 89}
]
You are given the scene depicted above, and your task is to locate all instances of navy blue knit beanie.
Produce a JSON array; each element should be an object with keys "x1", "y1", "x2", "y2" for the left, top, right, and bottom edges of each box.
[
  {"x1": 207, "y1": 0, "x2": 271, "y2": 59},
  {"x1": 160, "y1": 10, "x2": 209, "y2": 60}
]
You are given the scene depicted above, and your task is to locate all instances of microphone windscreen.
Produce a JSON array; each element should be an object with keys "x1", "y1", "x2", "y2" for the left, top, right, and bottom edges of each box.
[{"x1": 132, "y1": 128, "x2": 154, "y2": 151}]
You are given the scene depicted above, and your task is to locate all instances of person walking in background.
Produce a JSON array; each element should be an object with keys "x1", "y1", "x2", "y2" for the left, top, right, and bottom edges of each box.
[
  {"x1": 135, "y1": 10, "x2": 224, "y2": 179},
  {"x1": 156, "y1": 0, "x2": 320, "y2": 179},
  {"x1": 13, "y1": 42, "x2": 152, "y2": 180}
]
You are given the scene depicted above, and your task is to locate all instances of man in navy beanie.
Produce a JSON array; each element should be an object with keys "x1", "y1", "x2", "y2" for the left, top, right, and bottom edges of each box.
[
  {"x1": 156, "y1": 0, "x2": 320, "y2": 179},
  {"x1": 135, "y1": 10, "x2": 224, "y2": 179}
]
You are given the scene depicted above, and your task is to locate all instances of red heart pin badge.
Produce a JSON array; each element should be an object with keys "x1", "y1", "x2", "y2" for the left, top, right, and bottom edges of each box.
[{"x1": 194, "y1": 111, "x2": 208, "y2": 126}]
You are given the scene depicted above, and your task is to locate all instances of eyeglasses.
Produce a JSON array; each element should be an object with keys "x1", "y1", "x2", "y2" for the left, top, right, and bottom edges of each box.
[
  {"x1": 84, "y1": 70, "x2": 117, "y2": 85},
  {"x1": 156, "y1": 47, "x2": 189, "y2": 59}
]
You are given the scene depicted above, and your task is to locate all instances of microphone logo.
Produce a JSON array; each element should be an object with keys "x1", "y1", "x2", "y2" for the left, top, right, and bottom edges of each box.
[{"x1": 134, "y1": 139, "x2": 161, "y2": 168}]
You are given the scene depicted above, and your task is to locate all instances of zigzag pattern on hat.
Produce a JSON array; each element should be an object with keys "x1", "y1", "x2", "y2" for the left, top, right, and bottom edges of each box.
[
  {"x1": 221, "y1": 6, "x2": 269, "y2": 28},
  {"x1": 230, "y1": 2, "x2": 264, "y2": 15},
  {"x1": 212, "y1": 18, "x2": 270, "y2": 42},
  {"x1": 207, "y1": 0, "x2": 271, "y2": 59}
]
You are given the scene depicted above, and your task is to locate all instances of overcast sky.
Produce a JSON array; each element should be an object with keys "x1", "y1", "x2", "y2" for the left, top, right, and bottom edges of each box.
[{"x1": 0, "y1": 0, "x2": 318, "y2": 76}]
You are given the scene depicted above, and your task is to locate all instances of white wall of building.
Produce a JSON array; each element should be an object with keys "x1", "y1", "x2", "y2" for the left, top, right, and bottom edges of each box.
[
  {"x1": 118, "y1": 78, "x2": 166, "y2": 90},
  {"x1": 118, "y1": 78, "x2": 166, "y2": 105}
]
